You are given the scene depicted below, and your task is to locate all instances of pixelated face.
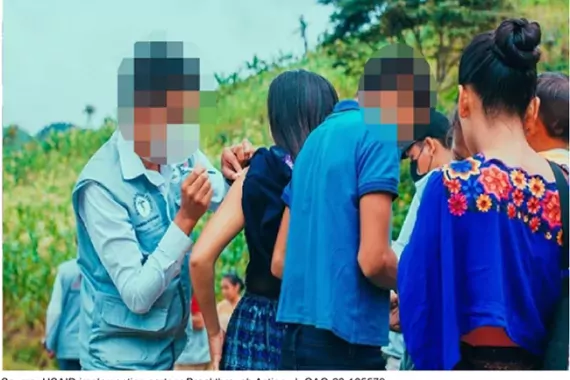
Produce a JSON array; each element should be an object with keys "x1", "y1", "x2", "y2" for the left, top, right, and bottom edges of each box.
[
  {"x1": 117, "y1": 41, "x2": 216, "y2": 165},
  {"x1": 358, "y1": 44, "x2": 435, "y2": 146}
]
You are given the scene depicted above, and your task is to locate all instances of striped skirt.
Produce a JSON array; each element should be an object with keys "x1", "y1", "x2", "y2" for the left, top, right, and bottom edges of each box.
[{"x1": 220, "y1": 293, "x2": 285, "y2": 370}]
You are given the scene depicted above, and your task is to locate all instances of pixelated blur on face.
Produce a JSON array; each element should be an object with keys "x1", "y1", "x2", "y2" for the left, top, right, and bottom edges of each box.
[
  {"x1": 359, "y1": 44, "x2": 435, "y2": 148},
  {"x1": 117, "y1": 41, "x2": 217, "y2": 165}
]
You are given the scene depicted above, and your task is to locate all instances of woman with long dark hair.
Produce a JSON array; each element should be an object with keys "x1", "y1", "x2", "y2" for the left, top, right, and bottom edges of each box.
[
  {"x1": 190, "y1": 70, "x2": 338, "y2": 370},
  {"x1": 217, "y1": 273, "x2": 244, "y2": 331},
  {"x1": 398, "y1": 18, "x2": 567, "y2": 370}
]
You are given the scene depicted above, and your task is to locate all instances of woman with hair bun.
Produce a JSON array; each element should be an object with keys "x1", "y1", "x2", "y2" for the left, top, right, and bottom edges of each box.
[{"x1": 398, "y1": 19, "x2": 568, "y2": 370}]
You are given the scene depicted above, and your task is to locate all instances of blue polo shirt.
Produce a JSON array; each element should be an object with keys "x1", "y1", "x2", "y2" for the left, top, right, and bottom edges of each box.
[{"x1": 277, "y1": 99, "x2": 400, "y2": 347}]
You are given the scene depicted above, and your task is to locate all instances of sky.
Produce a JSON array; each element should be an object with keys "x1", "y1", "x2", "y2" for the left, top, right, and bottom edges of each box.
[{"x1": 2, "y1": 0, "x2": 334, "y2": 134}]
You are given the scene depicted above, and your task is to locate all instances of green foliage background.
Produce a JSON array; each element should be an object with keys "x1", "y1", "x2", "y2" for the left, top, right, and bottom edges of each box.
[{"x1": 2, "y1": 0, "x2": 568, "y2": 370}]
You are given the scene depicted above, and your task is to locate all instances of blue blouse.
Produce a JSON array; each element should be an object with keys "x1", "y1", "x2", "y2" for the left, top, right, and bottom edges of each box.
[{"x1": 398, "y1": 153, "x2": 566, "y2": 370}]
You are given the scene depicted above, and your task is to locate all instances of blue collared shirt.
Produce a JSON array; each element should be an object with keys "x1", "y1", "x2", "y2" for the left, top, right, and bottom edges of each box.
[
  {"x1": 278, "y1": 99, "x2": 400, "y2": 347},
  {"x1": 77, "y1": 133, "x2": 228, "y2": 314}
]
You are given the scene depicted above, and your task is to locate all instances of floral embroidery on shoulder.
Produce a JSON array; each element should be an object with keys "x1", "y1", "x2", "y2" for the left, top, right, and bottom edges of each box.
[
  {"x1": 443, "y1": 156, "x2": 482, "y2": 181},
  {"x1": 441, "y1": 154, "x2": 564, "y2": 246}
]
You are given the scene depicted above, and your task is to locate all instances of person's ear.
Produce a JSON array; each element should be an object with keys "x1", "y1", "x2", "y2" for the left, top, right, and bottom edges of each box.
[
  {"x1": 424, "y1": 137, "x2": 437, "y2": 155},
  {"x1": 458, "y1": 85, "x2": 470, "y2": 120},
  {"x1": 524, "y1": 96, "x2": 540, "y2": 137}
]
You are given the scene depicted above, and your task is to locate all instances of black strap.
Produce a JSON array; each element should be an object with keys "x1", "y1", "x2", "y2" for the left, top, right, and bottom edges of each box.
[{"x1": 548, "y1": 161, "x2": 569, "y2": 294}]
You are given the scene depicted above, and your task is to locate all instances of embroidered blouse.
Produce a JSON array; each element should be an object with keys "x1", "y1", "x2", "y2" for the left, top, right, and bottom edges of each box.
[{"x1": 398, "y1": 153, "x2": 566, "y2": 370}]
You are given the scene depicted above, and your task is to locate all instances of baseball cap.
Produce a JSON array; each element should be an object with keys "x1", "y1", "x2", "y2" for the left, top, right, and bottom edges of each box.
[{"x1": 398, "y1": 108, "x2": 451, "y2": 159}]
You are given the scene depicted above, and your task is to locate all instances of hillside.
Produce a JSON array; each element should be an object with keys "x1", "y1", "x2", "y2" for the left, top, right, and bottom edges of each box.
[{"x1": 3, "y1": 3, "x2": 568, "y2": 369}]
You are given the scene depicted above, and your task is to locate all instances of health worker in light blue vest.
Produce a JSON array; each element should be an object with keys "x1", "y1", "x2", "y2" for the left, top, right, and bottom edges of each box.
[
  {"x1": 71, "y1": 41, "x2": 252, "y2": 370},
  {"x1": 43, "y1": 259, "x2": 82, "y2": 371}
]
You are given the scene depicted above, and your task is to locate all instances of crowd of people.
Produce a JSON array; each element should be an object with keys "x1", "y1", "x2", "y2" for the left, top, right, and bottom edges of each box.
[{"x1": 43, "y1": 17, "x2": 568, "y2": 371}]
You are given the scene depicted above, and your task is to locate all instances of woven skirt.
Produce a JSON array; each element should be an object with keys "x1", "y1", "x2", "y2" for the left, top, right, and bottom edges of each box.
[{"x1": 220, "y1": 293, "x2": 285, "y2": 370}]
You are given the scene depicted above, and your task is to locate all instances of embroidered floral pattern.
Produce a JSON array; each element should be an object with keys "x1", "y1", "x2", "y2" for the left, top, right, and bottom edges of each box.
[
  {"x1": 446, "y1": 157, "x2": 482, "y2": 180},
  {"x1": 442, "y1": 154, "x2": 565, "y2": 246},
  {"x1": 510, "y1": 169, "x2": 527, "y2": 190},
  {"x1": 448, "y1": 193, "x2": 468, "y2": 216},
  {"x1": 479, "y1": 165, "x2": 512, "y2": 200},
  {"x1": 528, "y1": 177, "x2": 546, "y2": 199},
  {"x1": 529, "y1": 216, "x2": 541, "y2": 233},
  {"x1": 541, "y1": 190, "x2": 562, "y2": 229},
  {"x1": 507, "y1": 203, "x2": 517, "y2": 219},
  {"x1": 527, "y1": 197, "x2": 541, "y2": 215},
  {"x1": 476, "y1": 194, "x2": 492, "y2": 212},
  {"x1": 444, "y1": 178, "x2": 461, "y2": 194},
  {"x1": 512, "y1": 189, "x2": 524, "y2": 207}
]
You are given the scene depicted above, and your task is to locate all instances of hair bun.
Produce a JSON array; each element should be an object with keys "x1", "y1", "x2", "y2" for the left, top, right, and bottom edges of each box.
[{"x1": 493, "y1": 18, "x2": 541, "y2": 70}]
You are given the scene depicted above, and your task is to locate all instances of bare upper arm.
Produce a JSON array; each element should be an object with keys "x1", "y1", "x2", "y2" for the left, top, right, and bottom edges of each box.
[
  {"x1": 191, "y1": 169, "x2": 248, "y2": 265},
  {"x1": 359, "y1": 192, "x2": 393, "y2": 257},
  {"x1": 271, "y1": 207, "x2": 290, "y2": 279}
]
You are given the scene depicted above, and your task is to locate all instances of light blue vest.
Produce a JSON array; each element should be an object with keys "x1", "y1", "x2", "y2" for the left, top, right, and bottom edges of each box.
[
  {"x1": 71, "y1": 133, "x2": 191, "y2": 370},
  {"x1": 175, "y1": 321, "x2": 211, "y2": 365},
  {"x1": 46, "y1": 260, "x2": 81, "y2": 359}
]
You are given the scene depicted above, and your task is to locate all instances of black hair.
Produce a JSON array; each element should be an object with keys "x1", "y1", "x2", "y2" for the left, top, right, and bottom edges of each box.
[
  {"x1": 536, "y1": 72, "x2": 569, "y2": 141},
  {"x1": 222, "y1": 273, "x2": 244, "y2": 291},
  {"x1": 458, "y1": 18, "x2": 541, "y2": 119},
  {"x1": 267, "y1": 70, "x2": 338, "y2": 160}
]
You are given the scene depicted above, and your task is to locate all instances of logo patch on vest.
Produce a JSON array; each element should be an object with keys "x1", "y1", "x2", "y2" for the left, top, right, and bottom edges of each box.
[
  {"x1": 133, "y1": 193, "x2": 153, "y2": 218},
  {"x1": 71, "y1": 275, "x2": 82, "y2": 290},
  {"x1": 171, "y1": 166, "x2": 182, "y2": 184}
]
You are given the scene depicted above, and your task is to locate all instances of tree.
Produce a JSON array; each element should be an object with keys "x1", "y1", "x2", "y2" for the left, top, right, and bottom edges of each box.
[
  {"x1": 103, "y1": 116, "x2": 115, "y2": 127},
  {"x1": 83, "y1": 104, "x2": 96, "y2": 127},
  {"x1": 317, "y1": 0, "x2": 513, "y2": 91},
  {"x1": 296, "y1": 15, "x2": 310, "y2": 56}
]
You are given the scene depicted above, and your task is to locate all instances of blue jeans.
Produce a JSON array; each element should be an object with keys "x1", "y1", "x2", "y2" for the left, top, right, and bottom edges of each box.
[
  {"x1": 280, "y1": 324, "x2": 386, "y2": 370},
  {"x1": 57, "y1": 359, "x2": 81, "y2": 370}
]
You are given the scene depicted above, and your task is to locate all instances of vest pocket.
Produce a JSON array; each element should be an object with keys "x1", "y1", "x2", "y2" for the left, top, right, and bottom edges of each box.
[
  {"x1": 87, "y1": 295, "x2": 184, "y2": 369},
  {"x1": 100, "y1": 297, "x2": 169, "y2": 335}
]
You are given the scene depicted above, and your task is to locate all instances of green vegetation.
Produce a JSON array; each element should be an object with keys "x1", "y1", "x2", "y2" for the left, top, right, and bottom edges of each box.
[
  {"x1": 3, "y1": 0, "x2": 568, "y2": 369},
  {"x1": 3, "y1": 125, "x2": 33, "y2": 152}
]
